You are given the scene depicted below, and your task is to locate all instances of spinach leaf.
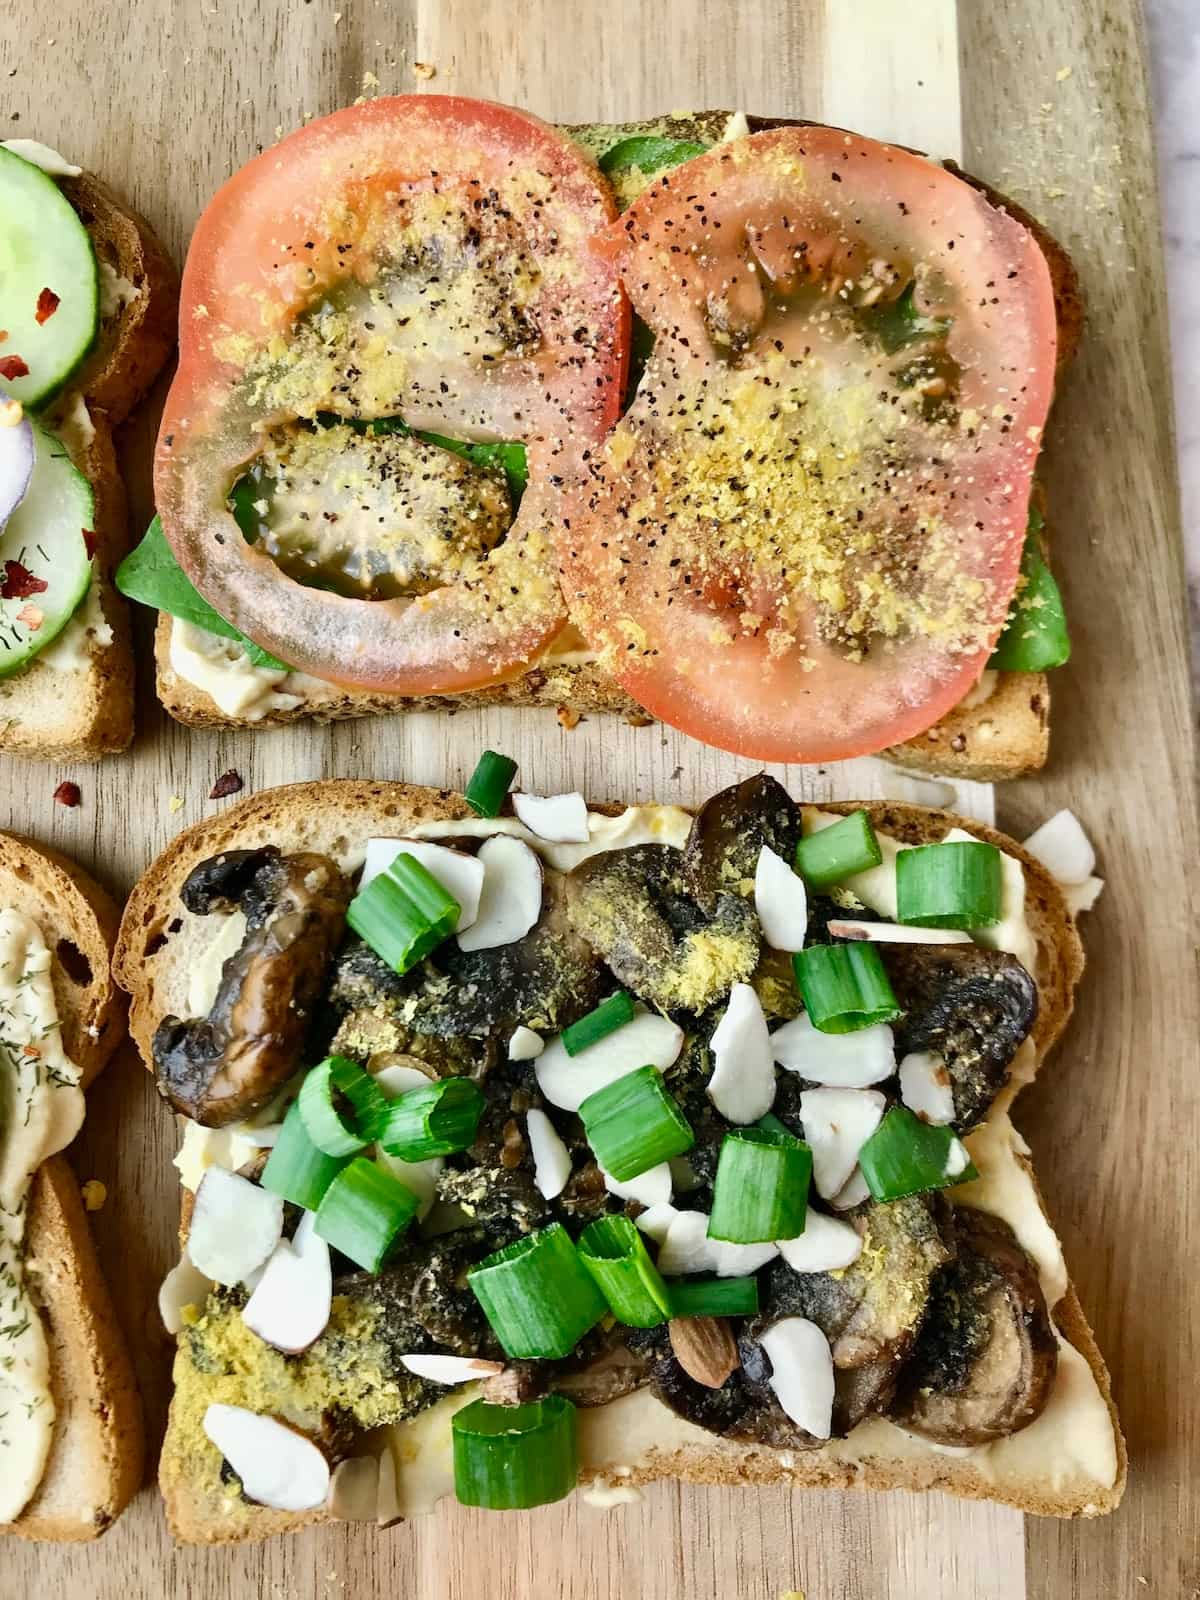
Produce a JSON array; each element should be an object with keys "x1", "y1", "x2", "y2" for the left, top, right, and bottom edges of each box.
[
  {"x1": 988, "y1": 504, "x2": 1070, "y2": 672},
  {"x1": 316, "y1": 413, "x2": 529, "y2": 502},
  {"x1": 599, "y1": 135, "x2": 708, "y2": 178},
  {"x1": 861, "y1": 282, "x2": 951, "y2": 354}
]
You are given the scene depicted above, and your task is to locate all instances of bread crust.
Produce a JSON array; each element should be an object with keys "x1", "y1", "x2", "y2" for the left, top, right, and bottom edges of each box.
[
  {"x1": 113, "y1": 781, "x2": 1119, "y2": 1540},
  {"x1": 0, "y1": 830, "x2": 142, "y2": 1540}
]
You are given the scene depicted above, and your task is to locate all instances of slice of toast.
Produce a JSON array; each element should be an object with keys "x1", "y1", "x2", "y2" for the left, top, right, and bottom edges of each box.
[
  {"x1": 113, "y1": 782, "x2": 1121, "y2": 1542},
  {"x1": 0, "y1": 831, "x2": 143, "y2": 1540},
  {"x1": 150, "y1": 112, "x2": 1076, "y2": 780},
  {"x1": 0, "y1": 168, "x2": 177, "y2": 762}
]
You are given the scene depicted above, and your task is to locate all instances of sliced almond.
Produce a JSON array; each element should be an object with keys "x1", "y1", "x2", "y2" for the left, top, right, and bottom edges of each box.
[
  {"x1": 771, "y1": 1012, "x2": 895, "y2": 1087},
  {"x1": 777, "y1": 1210, "x2": 863, "y2": 1272},
  {"x1": 158, "y1": 1248, "x2": 213, "y2": 1335},
  {"x1": 188, "y1": 1167, "x2": 283, "y2": 1287},
  {"x1": 328, "y1": 1455, "x2": 380, "y2": 1522},
  {"x1": 512, "y1": 791, "x2": 590, "y2": 843},
  {"x1": 241, "y1": 1210, "x2": 332, "y2": 1353},
  {"x1": 400, "y1": 1353, "x2": 504, "y2": 1384},
  {"x1": 799, "y1": 1087, "x2": 887, "y2": 1200},
  {"x1": 753, "y1": 845, "x2": 808, "y2": 951},
  {"x1": 535, "y1": 1010, "x2": 684, "y2": 1113},
  {"x1": 668, "y1": 1316, "x2": 739, "y2": 1389},
  {"x1": 603, "y1": 1159, "x2": 672, "y2": 1207},
  {"x1": 1021, "y1": 808, "x2": 1096, "y2": 885},
  {"x1": 760, "y1": 1317, "x2": 834, "y2": 1439},
  {"x1": 508, "y1": 1025, "x2": 545, "y2": 1061},
  {"x1": 707, "y1": 982, "x2": 776, "y2": 1123},
  {"x1": 826, "y1": 919, "x2": 971, "y2": 946},
  {"x1": 202, "y1": 1404, "x2": 330, "y2": 1511},
  {"x1": 526, "y1": 1108, "x2": 572, "y2": 1199},
  {"x1": 456, "y1": 835, "x2": 543, "y2": 952},
  {"x1": 361, "y1": 838, "x2": 485, "y2": 931},
  {"x1": 898, "y1": 1050, "x2": 955, "y2": 1125}
]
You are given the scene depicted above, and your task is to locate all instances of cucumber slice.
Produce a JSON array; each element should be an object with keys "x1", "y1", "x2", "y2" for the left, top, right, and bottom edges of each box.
[
  {"x1": 0, "y1": 420, "x2": 93, "y2": 676},
  {"x1": 0, "y1": 146, "x2": 99, "y2": 410}
]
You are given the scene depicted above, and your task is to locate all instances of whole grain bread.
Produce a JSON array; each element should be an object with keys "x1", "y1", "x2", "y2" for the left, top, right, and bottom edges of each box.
[
  {"x1": 113, "y1": 781, "x2": 1120, "y2": 1541},
  {"x1": 149, "y1": 112, "x2": 1071, "y2": 781},
  {"x1": 0, "y1": 830, "x2": 143, "y2": 1540},
  {"x1": 0, "y1": 167, "x2": 177, "y2": 762}
]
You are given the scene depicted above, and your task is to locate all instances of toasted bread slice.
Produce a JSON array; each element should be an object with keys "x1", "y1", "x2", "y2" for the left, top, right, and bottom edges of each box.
[
  {"x1": 0, "y1": 167, "x2": 177, "y2": 762},
  {"x1": 0, "y1": 830, "x2": 142, "y2": 1540},
  {"x1": 114, "y1": 782, "x2": 1120, "y2": 1542},
  {"x1": 148, "y1": 112, "x2": 1070, "y2": 780}
]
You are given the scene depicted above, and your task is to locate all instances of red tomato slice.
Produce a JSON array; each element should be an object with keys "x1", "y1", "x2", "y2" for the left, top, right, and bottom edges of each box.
[
  {"x1": 156, "y1": 96, "x2": 627, "y2": 693},
  {"x1": 559, "y1": 126, "x2": 1058, "y2": 762}
]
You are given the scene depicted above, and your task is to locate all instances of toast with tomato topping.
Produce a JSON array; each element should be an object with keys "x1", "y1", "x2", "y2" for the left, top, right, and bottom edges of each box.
[
  {"x1": 0, "y1": 155, "x2": 176, "y2": 762},
  {"x1": 144, "y1": 105, "x2": 1076, "y2": 780},
  {"x1": 0, "y1": 831, "x2": 142, "y2": 1541},
  {"x1": 114, "y1": 779, "x2": 1122, "y2": 1543}
]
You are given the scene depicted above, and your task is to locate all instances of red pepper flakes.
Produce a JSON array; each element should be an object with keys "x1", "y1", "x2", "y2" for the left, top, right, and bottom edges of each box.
[
  {"x1": 0, "y1": 355, "x2": 29, "y2": 381},
  {"x1": 209, "y1": 769, "x2": 244, "y2": 799},
  {"x1": 35, "y1": 288, "x2": 60, "y2": 325},
  {"x1": 53, "y1": 781, "x2": 81, "y2": 808},
  {"x1": 1, "y1": 559, "x2": 48, "y2": 600},
  {"x1": 82, "y1": 529, "x2": 97, "y2": 559},
  {"x1": 16, "y1": 602, "x2": 44, "y2": 630}
]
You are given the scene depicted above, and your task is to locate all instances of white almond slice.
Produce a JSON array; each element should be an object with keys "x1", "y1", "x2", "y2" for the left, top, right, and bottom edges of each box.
[
  {"x1": 376, "y1": 1444, "x2": 401, "y2": 1529},
  {"x1": 898, "y1": 1051, "x2": 955, "y2": 1126},
  {"x1": 158, "y1": 1249, "x2": 214, "y2": 1335},
  {"x1": 508, "y1": 1025, "x2": 545, "y2": 1061},
  {"x1": 713, "y1": 1238, "x2": 779, "y2": 1278},
  {"x1": 777, "y1": 1211, "x2": 863, "y2": 1273},
  {"x1": 361, "y1": 838, "x2": 484, "y2": 932},
  {"x1": 771, "y1": 1013, "x2": 895, "y2": 1088},
  {"x1": 944, "y1": 1136, "x2": 972, "y2": 1179},
  {"x1": 526, "y1": 1109, "x2": 572, "y2": 1200},
  {"x1": 1063, "y1": 875, "x2": 1104, "y2": 916},
  {"x1": 512, "y1": 791, "x2": 590, "y2": 844},
  {"x1": 202, "y1": 1404, "x2": 330, "y2": 1512},
  {"x1": 603, "y1": 1160, "x2": 672, "y2": 1208},
  {"x1": 400, "y1": 1353, "x2": 505, "y2": 1384},
  {"x1": 753, "y1": 846, "x2": 808, "y2": 952},
  {"x1": 242, "y1": 1211, "x2": 333, "y2": 1353},
  {"x1": 799, "y1": 1088, "x2": 887, "y2": 1199},
  {"x1": 826, "y1": 919, "x2": 972, "y2": 946},
  {"x1": 456, "y1": 835, "x2": 543, "y2": 952},
  {"x1": 328, "y1": 1455, "x2": 380, "y2": 1522},
  {"x1": 707, "y1": 982, "x2": 776, "y2": 1123},
  {"x1": 373, "y1": 1062, "x2": 435, "y2": 1098},
  {"x1": 188, "y1": 1167, "x2": 284, "y2": 1287},
  {"x1": 654, "y1": 1210, "x2": 777, "y2": 1277},
  {"x1": 829, "y1": 1167, "x2": 871, "y2": 1211},
  {"x1": 760, "y1": 1318, "x2": 835, "y2": 1439},
  {"x1": 535, "y1": 1011, "x2": 684, "y2": 1114},
  {"x1": 634, "y1": 1202, "x2": 679, "y2": 1246},
  {"x1": 1021, "y1": 809, "x2": 1096, "y2": 886}
]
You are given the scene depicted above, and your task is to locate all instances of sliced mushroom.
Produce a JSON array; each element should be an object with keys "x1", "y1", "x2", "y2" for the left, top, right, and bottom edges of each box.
[
  {"x1": 884, "y1": 944, "x2": 1038, "y2": 1131},
  {"x1": 894, "y1": 1208, "x2": 1058, "y2": 1445},
  {"x1": 153, "y1": 848, "x2": 351, "y2": 1126},
  {"x1": 680, "y1": 774, "x2": 801, "y2": 911}
]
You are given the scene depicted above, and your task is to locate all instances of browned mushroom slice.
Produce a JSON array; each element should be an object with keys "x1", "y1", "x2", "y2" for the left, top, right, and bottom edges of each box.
[
  {"x1": 894, "y1": 1208, "x2": 1058, "y2": 1445},
  {"x1": 680, "y1": 773, "x2": 800, "y2": 910},
  {"x1": 152, "y1": 847, "x2": 351, "y2": 1126}
]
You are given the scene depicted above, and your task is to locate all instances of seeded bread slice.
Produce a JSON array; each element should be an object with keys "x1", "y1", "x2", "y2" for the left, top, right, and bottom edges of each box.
[
  {"x1": 113, "y1": 781, "x2": 1119, "y2": 1543},
  {"x1": 0, "y1": 830, "x2": 142, "y2": 1541},
  {"x1": 0, "y1": 168, "x2": 177, "y2": 762}
]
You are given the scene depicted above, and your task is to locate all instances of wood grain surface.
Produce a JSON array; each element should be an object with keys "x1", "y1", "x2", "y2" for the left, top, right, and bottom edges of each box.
[{"x1": 0, "y1": 0, "x2": 1196, "y2": 1595}]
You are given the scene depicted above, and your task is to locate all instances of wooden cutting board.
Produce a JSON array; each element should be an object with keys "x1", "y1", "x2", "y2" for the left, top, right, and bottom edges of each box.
[{"x1": 0, "y1": 0, "x2": 1196, "y2": 1595}]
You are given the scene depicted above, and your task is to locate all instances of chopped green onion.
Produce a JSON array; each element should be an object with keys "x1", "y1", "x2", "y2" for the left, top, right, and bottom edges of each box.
[
  {"x1": 468, "y1": 1223, "x2": 607, "y2": 1359},
  {"x1": 664, "y1": 1275, "x2": 760, "y2": 1319},
  {"x1": 378, "y1": 1077, "x2": 485, "y2": 1161},
  {"x1": 561, "y1": 991, "x2": 635, "y2": 1057},
  {"x1": 707, "y1": 1128, "x2": 811, "y2": 1244},
  {"x1": 452, "y1": 1395, "x2": 577, "y2": 1510},
  {"x1": 989, "y1": 507, "x2": 1071, "y2": 672},
  {"x1": 793, "y1": 943, "x2": 902, "y2": 1034},
  {"x1": 346, "y1": 850, "x2": 459, "y2": 974},
  {"x1": 297, "y1": 1055, "x2": 386, "y2": 1157},
  {"x1": 465, "y1": 750, "x2": 518, "y2": 817},
  {"x1": 858, "y1": 1106, "x2": 978, "y2": 1202},
  {"x1": 755, "y1": 1111, "x2": 794, "y2": 1140},
  {"x1": 895, "y1": 841, "x2": 1002, "y2": 929},
  {"x1": 314, "y1": 1157, "x2": 418, "y2": 1271},
  {"x1": 261, "y1": 1098, "x2": 351, "y2": 1210},
  {"x1": 578, "y1": 1065, "x2": 694, "y2": 1182},
  {"x1": 794, "y1": 811, "x2": 882, "y2": 888},
  {"x1": 598, "y1": 134, "x2": 709, "y2": 178},
  {"x1": 577, "y1": 1215, "x2": 671, "y2": 1328}
]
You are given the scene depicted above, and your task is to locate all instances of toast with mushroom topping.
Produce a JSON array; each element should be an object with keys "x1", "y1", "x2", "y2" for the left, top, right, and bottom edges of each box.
[{"x1": 115, "y1": 776, "x2": 1122, "y2": 1542}]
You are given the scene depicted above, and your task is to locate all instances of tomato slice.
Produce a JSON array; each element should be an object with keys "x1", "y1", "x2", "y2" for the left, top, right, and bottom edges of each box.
[
  {"x1": 559, "y1": 126, "x2": 1058, "y2": 762},
  {"x1": 156, "y1": 96, "x2": 627, "y2": 693}
]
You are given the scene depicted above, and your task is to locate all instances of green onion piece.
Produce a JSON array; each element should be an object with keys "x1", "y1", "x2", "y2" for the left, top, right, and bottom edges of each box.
[
  {"x1": 794, "y1": 811, "x2": 882, "y2": 888},
  {"x1": 755, "y1": 1111, "x2": 794, "y2": 1140},
  {"x1": 468, "y1": 1223, "x2": 607, "y2": 1359},
  {"x1": 858, "y1": 1106, "x2": 978, "y2": 1202},
  {"x1": 261, "y1": 1098, "x2": 351, "y2": 1210},
  {"x1": 598, "y1": 134, "x2": 708, "y2": 178},
  {"x1": 314, "y1": 1156, "x2": 418, "y2": 1271},
  {"x1": 793, "y1": 943, "x2": 902, "y2": 1034},
  {"x1": 297, "y1": 1055, "x2": 386, "y2": 1157},
  {"x1": 988, "y1": 511, "x2": 1071, "y2": 671},
  {"x1": 561, "y1": 991, "x2": 635, "y2": 1057},
  {"x1": 378, "y1": 1077, "x2": 485, "y2": 1160},
  {"x1": 578, "y1": 1065, "x2": 694, "y2": 1182},
  {"x1": 895, "y1": 841, "x2": 1003, "y2": 929},
  {"x1": 664, "y1": 1275, "x2": 760, "y2": 1319},
  {"x1": 346, "y1": 850, "x2": 459, "y2": 974},
  {"x1": 577, "y1": 1215, "x2": 671, "y2": 1328},
  {"x1": 464, "y1": 750, "x2": 518, "y2": 817},
  {"x1": 452, "y1": 1395, "x2": 577, "y2": 1510},
  {"x1": 707, "y1": 1128, "x2": 812, "y2": 1244}
]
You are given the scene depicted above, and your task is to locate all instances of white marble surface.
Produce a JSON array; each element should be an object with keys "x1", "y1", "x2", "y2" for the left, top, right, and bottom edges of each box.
[{"x1": 1146, "y1": 0, "x2": 1199, "y2": 684}]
